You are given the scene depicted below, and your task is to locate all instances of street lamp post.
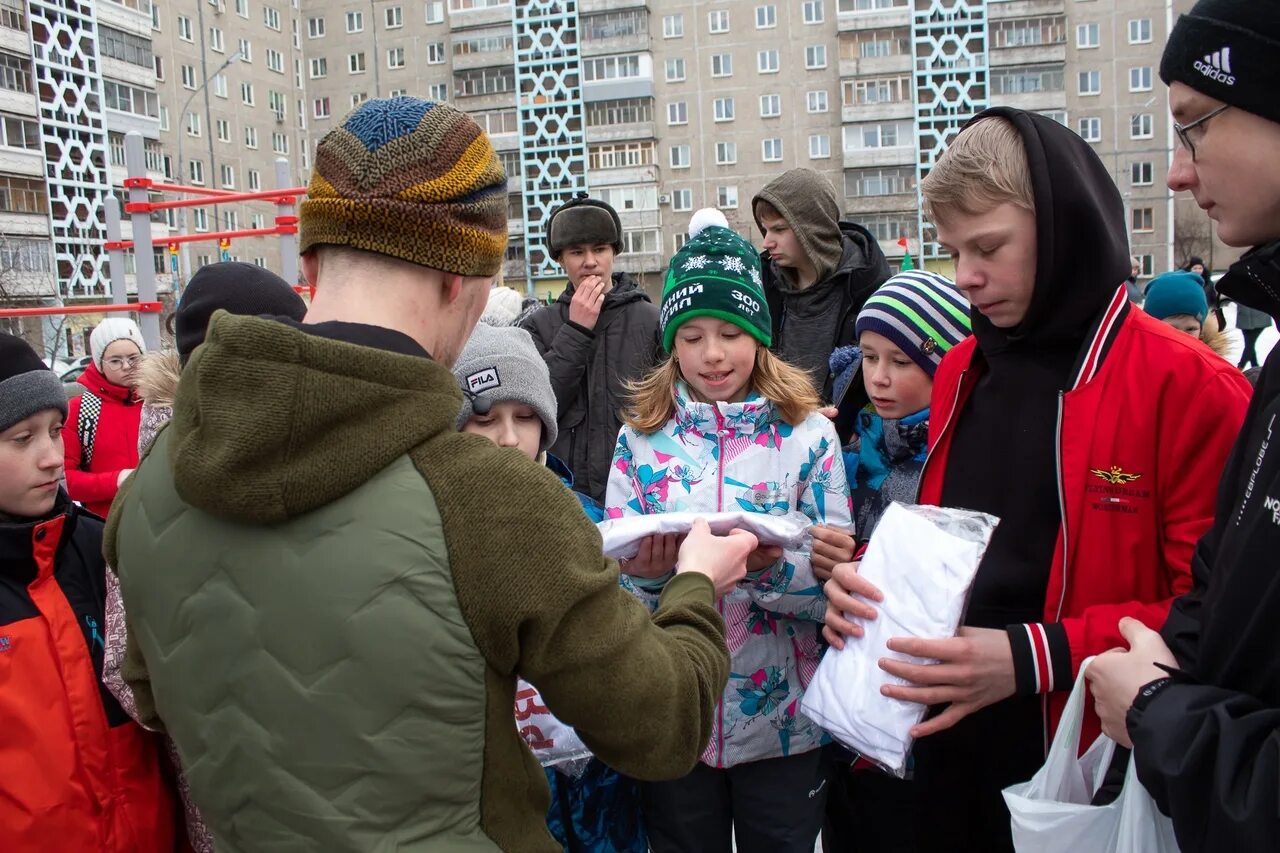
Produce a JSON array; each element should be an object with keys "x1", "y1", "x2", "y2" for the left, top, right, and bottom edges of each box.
[{"x1": 175, "y1": 51, "x2": 241, "y2": 295}]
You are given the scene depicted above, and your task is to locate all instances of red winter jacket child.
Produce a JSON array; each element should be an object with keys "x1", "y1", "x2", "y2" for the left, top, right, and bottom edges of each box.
[
  {"x1": 64, "y1": 364, "x2": 142, "y2": 518},
  {"x1": 0, "y1": 493, "x2": 179, "y2": 850}
]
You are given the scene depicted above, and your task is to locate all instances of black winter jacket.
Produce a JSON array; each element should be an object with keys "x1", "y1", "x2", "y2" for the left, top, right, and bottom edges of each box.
[
  {"x1": 519, "y1": 273, "x2": 661, "y2": 502},
  {"x1": 1128, "y1": 240, "x2": 1280, "y2": 852}
]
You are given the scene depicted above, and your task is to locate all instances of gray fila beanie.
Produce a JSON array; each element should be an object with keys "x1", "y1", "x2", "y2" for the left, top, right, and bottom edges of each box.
[{"x1": 452, "y1": 322, "x2": 559, "y2": 452}]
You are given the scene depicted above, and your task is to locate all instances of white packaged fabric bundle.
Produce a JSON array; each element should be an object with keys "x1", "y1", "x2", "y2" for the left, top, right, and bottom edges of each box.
[
  {"x1": 800, "y1": 501, "x2": 998, "y2": 777},
  {"x1": 597, "y1": 510, "x2": 813, "y2": 560}
]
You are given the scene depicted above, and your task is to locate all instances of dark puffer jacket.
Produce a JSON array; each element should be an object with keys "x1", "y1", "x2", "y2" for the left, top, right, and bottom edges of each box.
[{"x1": 519, "y1": 272, "x2": 661, "y2": 502}]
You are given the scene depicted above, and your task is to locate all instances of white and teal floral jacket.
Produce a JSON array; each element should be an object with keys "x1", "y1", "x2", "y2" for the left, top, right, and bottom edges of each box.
[{"x1": 605, "y1": 383, "x2": 852, "y2": 768}]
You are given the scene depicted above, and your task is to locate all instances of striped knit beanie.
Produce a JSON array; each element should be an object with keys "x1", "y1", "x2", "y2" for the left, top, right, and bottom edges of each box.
[
  {"x1": 300, "y1": 97, "x2": 508, "y2": 276},
  {"x1": 855, "y1": 271, "x2": 972, "y2": 377}
]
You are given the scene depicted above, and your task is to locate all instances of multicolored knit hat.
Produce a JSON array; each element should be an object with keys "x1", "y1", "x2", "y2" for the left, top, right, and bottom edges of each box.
[
  {"x1": 300, "y1": 97, "x2": 508, "y2": 276},
  {"x1": 855, "y1": 271, "x2": 972, "y2": 377},
  {"x1": 659, "y1": 211, "x2": 771, "y2": 352}
]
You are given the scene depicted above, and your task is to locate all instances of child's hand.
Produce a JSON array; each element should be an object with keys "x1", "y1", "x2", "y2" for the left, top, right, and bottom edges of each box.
[
  {"x1": 810, "y1": 524, "x2": 856, "y2": 581},
  {"x1": 746, "y1": 545, "x2": 784, "y2": 573},
  {"x1": 622, "y1": 534, "x2": 682, "y2": 579},
  {"x1": 822, "y1": 562, "x2": 883, "y2": 650}
]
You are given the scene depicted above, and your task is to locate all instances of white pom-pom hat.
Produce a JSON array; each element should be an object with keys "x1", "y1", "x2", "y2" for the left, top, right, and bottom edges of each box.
[{"x1": 688, "y1": 208, "x2": 730, "y2": 239}]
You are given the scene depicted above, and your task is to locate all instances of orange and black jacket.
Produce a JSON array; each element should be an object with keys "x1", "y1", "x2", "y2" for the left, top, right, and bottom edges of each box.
[{"x1": 0, "y1": 493, "x2": 178, "y2": 851}]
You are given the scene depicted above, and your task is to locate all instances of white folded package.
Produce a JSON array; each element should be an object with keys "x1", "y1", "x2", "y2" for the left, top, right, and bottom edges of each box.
[
  {"x1": 597, "y1": 510, "x2": 813, "y2": 560},
  {"x1": 800, "y1": 501, "x2": 999, "y2": 777}
]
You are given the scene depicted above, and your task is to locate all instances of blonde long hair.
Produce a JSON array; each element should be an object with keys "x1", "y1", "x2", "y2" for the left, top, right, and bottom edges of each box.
[{"x1": 623, "y1": 346, "x2": 820, "y2": 434}]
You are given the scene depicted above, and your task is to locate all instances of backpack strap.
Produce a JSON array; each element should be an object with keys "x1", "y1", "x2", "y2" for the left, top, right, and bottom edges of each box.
[{"x1": 77, "y1": 393, "x2": 101, "y2": 470}]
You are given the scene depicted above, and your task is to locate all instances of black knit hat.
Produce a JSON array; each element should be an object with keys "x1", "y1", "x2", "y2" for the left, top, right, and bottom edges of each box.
[
  {"x1": 175, "y1": 262, "x2": 308, "y2": 366},
  {"x1": 0, "y1": 333, "x2": 67, "y2": 433},
  {"x1": 546, "y1": 193, "x2": 623, "y2": 261},
  {"x1": 1161, "y1": 0, "x2": 1280, "y2": 125}
]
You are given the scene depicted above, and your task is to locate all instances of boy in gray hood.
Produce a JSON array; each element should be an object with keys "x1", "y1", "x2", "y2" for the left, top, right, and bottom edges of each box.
[{"x1": 752, "y1": 169, "x2": 892, "y2": 432}]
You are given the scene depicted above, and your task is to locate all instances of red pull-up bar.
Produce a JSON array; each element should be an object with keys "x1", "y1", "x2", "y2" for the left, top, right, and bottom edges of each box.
[
  {"x1": 105, "y1": 218, "x2": 299, "y2": 251},
  {"x1": 0, "y1": 302, "x2": 163, "y2": 319}
]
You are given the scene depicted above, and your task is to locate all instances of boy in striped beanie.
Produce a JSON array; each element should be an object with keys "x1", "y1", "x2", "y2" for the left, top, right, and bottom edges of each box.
[{"x1": 845, "y1": 270, "x2": 971, "y2": 540}]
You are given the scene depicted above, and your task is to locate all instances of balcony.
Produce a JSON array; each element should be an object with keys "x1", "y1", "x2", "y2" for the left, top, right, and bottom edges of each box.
[
  {"x1": 987, "y1": 0, "x2": 1067, "y2": 21},
  {"x1": 96, "y1": 0, "x2": 151, "y2": 36},
  {"x1": 583, "y1": 77, "x2": 654, "y2": 104},
  {"x1": 0, "y1": 22, "x2": 29, "y2": 55},
  {"x1": 586, "y1": 120, "x2": 656, "y2": 145},
  {"x1": 454, "y1": 90, "x2": 517, "y2": 112},
  {"x1": 843, "y1": 144, "x2": 915, "y2": 170},
  {"x1": 616, "y1": 209, "x2": 661, "y2": 231},
  {"x1": 839, "y1": 54, "x2": 911, "y2": 80},
  {"x1": 579, "y1": 0, "x2": 646, "y2": 13},
  {"x1": 453, "y1": 49, "x2": 511, "y2": 71},
  {"x1": 843, "y1": 193, "x2": 917, "y2": 216},
  {"x1": 103, "y1": 108, "x2": 161, "y2": 140},
  {"x1": 0, "y1": 87, "x2": 37, "y2": 119},
  {"x1": 837, "y1": 6, "x2": 911, "y2": 32},
  {"x1": 0, "y1": 212, "x2": 51, "y2": 237},
  {"x1": 0, "y1": 145, "x2": 42, "y2": 178},
  {"x1": 990, "y1": 43, "x2": 1067, "y2": 67},
  {"x1": 101, "y1": 56, "x2": 157, "y2": 90},
  {"x1": 588, "y1": 164, "x2": 659, "y2": 187},
  {"x1": 448, "y1": 2, "x2": 511, "y2": 31},
  {"x1": 842, "y1": 100, "x2": 913, "y2": 124},
  {"x1": 613, "y1": 251, "x2": 666, "y2": 277},
  {"x1": 582, "y1": 32, "x2": 650, "y2": 58},
  {"x1": 989, "y1": 90, "x2": 1066, "y2": 113}
]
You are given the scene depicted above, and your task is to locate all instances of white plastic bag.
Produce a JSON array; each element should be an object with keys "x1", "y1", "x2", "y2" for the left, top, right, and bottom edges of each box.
[
  {"x1": 597, "y1": 510, "x2": 812, "y2": 560},
  {"x1": 800, "y1": 502, "x2": 998, "y2": 776},
  {"x1": 1003, "y1": 659, "x2": 1180, "y2": 853},
  {"x1": 514, "y1": 679, "x2": 594, "y2": 778}
]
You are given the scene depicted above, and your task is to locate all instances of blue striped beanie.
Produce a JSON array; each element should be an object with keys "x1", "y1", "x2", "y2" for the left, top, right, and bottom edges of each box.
[{"x1": 855, "y1": 271, "x2": 972, "y2": 377}]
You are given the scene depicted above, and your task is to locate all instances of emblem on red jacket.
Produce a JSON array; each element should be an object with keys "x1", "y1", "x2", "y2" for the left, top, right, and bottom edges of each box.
[{"x1": 1089, "y1": 466, "x2": 1142, "y2": 485}]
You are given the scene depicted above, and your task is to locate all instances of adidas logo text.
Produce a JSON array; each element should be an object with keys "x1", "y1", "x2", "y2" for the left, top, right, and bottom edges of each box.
[{"x1": 1194, "y1": 46, "x2": 1236, "y2": 86}]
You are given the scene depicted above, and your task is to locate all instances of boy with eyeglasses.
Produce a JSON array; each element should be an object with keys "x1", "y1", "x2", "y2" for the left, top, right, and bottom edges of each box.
[
  {"x1": 63, "y1": 318, "x2": 146, "y2": 518},
  {"x1": 1086, "y1": 3, "x2": 1280, "y2": 850}
]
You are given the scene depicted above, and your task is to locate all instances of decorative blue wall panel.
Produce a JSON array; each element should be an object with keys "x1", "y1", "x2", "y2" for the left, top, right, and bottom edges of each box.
[
  {"x1": 912, "y1": 0, "x2": 989, "y2": 258},
  {"x1": 512, "y1": 0, "x2": 589, "y2": 286}
]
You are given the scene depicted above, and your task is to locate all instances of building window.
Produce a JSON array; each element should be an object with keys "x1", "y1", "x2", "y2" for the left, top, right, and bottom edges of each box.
[
  {"x1": 189, "y1": 159, "x2": 205, "y2": 185},
  {"x1": 672, "y1": 188, "x2": 693, "y2": 211},
  {"x1": 585, "y1": 98, "x2": 652, "y2": 126},
  {"x1": 588, "y1": 141, "x2": 654, "y2": 169},
  {"x1": 99, "y1": 25, "x2": 155, "y2": 68},
  {"x1": 663, "y1": 14, "x2": 683, "y2": 38},
  {"x1": 308, "y1": 16, "x2": 324, "y2": 37},
  {"x1": 809, "y1": 133, "x2": 831, "y2": 159},
  {"x1": 760, "y1": 93, "x2": 781, "y2": 117},
  {"x1": 454, "y1": 67, "x2": 516, "y2": 96},
  {"x1": 582, "y1": 9, "x2": 649, "y2": 41},
  {"x1": 429, "y1": 83, "x2": 448, "y2": 100},
  {"x1": 665, "y1": 58, "x2": 686, "y2": 82},
  {"x1": 244, "y1": 126, "x2": 258, "y2": 148},
  {"x1": 1130, "y1": 113, "x2": 1153, "y2": 139},
  {"x1": 1077, "y1": 116, "x2": 1101, "y2": 142},
  {"x1": 177, "y1": 15, "x2": 192, "y2": 40},
  {"x1": 716, "y1": 141, "x2": 737, "y2": 164},
  {"x1": 843, "y1": 26, "x2": 910, "y2": 59},
  {"x1": 1132, "y1": 207, "x2": 1154, "y2": 233},
  {"x1": 186, "y1": 113, "x2": 201, "y2": 136},
  {"x1": 1138, "y1": 254, "x2": 1154, "y2": 277},
  {"x1": 991, "y1": 64, "x2": 1065, "y2": 95},
  {"x1": 310, "y1": 57, "x2": 327, "y2": 78},
  {"x1": 713, "y1": 96, "x2": 735, "y2": 121},
  {"x1": 0, "y1": 115, "x2": 40, "y2": 150},
  {"x1": 388, "y1": 47, "x2": 405, "y2": 68},
  {"x1": 671, "y1": 144, "x2": 691, "y2": 169},
  {"x1": 220, "y1": 164, "x2": 235, "y2": 188},
  {"x1": 583, "y1": 54, "x2": 642, "y2": 82},
  {"x1": 990, "y1": 15, "x2": 1066, "y2": 48},
  {"x1": 241, "y1": 81, "x2": 255, "y2": 105},
  {"x1": 454, "y1": 29, "x2": 511, "y2": 56},
  {"x1": 263, "y1": 5, "x2": 280, "y2": 31},
  {"x1": 1128, "y1": 18, "x2": 1152, "y2": 44},
  {"x1": 595, "y1": 185, "x2": 659, "y2": 211},
  {"x1": 844, "y1": 120, "x2": 911, "y2": 150},
  {"x1": 1129, "y1": 66, "x2": 1152, "y2": 92},
  {"x1": 758, "y1": 50, "x2": 779, "y2": 73},
  {"x1": 0, "y1": 237, "x2": 52, "y2": 273},
  {"x1": 805, "y1": 45, "x2": 827, "y2": 69},
  {"x1": 711, "y1": 53, "x2": 732, "y2": 77},
  {"x1": 102, "y1": 80, "x2": 160, "y2": 117},
  {"x1": 807, "y1": 90, "x2": 829, "y2": 113},
  {"x1": 1131, "y1": 161, "x2": 1154, "y2": 186},
  {"x1": 803, "y1": 0, "x2": 824, "y2": 24},
  {"x1": 314, "y1": 97, "x2": 331, "y2": 118},
  {"x1": 385, "y1": 5, "x2": 402, "y2": 28},
  {"x1": 1076, "y1": 22, "x2": 1099, "y2": 49},
  {"x1": 0, "y1": 175, "x2": 46, "y2": 214},
  {"x1": 473, "y1": 109, "x2": 518, "y2": 135},
  {"x1": 209, "y1": 26, "x2": 224, "y2": 53},
  {"x1": 211, "y1": 73, "x2": 227, "y2": 98},
  {"x1": 193, "y1": 209, "x2": 209, "y2": 233},
  {"x1": 762, "y1": 137, "x2": 783, "y2": 162},
  {"x1": 181, "y1": 64, "x2": 196, "y2": 89},
  {"x1": 153, "y1": 56, "x2": 164, "y2": 79},
  {"x1": 216, "y1": 118, "x2": 230, "y2": 141},
  {"x1": 267, "y1": 48, "x2": 284, "y2": 73},
  {"x1": 159, "y1": 105, "x2": 169, "y2": 130},
  {"x1": 621, "y1": 229, "x2": 661, "y2": 255},
  {"x1": 427, "y1": 42, "x2": 446, "y2": 64},
  {"x1": 843, "y1": 74, "x2": 911, "y2": 106},
  {"x1": 426, "y1": 2, "x2": 444, "y2": 24},
  {"x1": 717, "y1": 185, "x2": 738, "y2": 209},
  {"x1": 235, "y1": 0, "x2": 248, "y2": 19},
  {"x1": 708, "y1": 9, "x2": 729, "y2": 33},
  {"x1": 667, "y1": 101, "x2": 687, "y2": 125},
  {"x1": 756, "y1": 5, "x2": 776, "y2": 28},
  {"x1": 272, "y1": 132, "x2": 289, "y2": 154},
  {"x1": 349, "y1": 52, "x2": 367, "y2": 74},
  {"x1": 238, "y1": 38, "x2": 252, "y2": 62},
  {"x1": 248, "y1": 168, "x2": 261, "y2": 190},
  {"x1": 838, "y1": 0, "x2": 907, "y2": 9},
  {"x1": 1078, "y1": 70, "x2": 1101, "y2": 96},
  {"x1": 346, "y1": 10, "x2": 363, "y2": 32}
]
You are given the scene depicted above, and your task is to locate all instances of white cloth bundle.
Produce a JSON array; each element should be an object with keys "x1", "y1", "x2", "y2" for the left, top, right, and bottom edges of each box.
[
  {"x1": 801, "y1": 502, "x2": 998, "y2": 777},
  {"x1": 597, "y1": 510, "x2": 813, "y2": 560}
]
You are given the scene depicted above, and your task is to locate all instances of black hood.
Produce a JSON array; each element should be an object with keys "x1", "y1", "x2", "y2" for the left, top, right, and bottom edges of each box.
[
  {"x1": 1216, "y1": 241, "x2": 1280, "y2": 320},
  {"x1": 969, "y1": 108, "x2": 1131, "y2": 353}
]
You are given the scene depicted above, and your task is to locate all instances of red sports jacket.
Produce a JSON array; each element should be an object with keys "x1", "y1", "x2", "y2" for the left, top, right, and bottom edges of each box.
[
  {"x1": 64, "y1": 363, "x2": 142, "y2": 519},
  {"x1": 919, "y1": 287, "x2": 1252, "y2": 747}
]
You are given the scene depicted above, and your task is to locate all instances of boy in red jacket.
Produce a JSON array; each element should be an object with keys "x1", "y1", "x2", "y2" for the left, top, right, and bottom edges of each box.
[
  {"x1": 821, "y1": 109, "x2": 1251, "y2": 851},
  {"x1": 0, "y1": 333, "x2": 178, "y2": 851}
]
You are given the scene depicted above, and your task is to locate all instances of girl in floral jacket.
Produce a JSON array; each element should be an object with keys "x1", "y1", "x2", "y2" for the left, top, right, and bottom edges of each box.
[{"x1": 605, "y1": 215, "x2": 854, "y2": 853}]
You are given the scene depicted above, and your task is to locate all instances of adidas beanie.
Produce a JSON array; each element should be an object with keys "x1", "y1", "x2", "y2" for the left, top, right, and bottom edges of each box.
[
  {"x1": 300, "y1": 97, "x2": 509, "y2": 276},
  {"x1": 0, "y1": 333, "x2": 67, "y2": 434},
  {"x1": 1161, "y1": 0, "x2": 1280, "y2": 126},
  {"x1": 855, "y1": 271, "x2": 972, "y2": 377}
]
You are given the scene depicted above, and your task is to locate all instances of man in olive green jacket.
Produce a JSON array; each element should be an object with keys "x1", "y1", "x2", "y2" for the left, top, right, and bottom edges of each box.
[{"x1": 106, "y1": 98, "x2": 755, "y2": 852}]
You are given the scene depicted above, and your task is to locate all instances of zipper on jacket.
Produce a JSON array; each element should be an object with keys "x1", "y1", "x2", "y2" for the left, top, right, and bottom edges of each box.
[
  {"x1": 916, "y1": 370, "x2": 967, "y2": 502},
  {"x1": 714, "y1": 403, "x2": 727, "y2": 766}
]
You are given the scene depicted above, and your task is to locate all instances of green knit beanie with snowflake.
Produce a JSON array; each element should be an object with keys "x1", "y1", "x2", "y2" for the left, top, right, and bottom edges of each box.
[{"x1": 659, "y1": 210, "x2": 773, "y2": 352}]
